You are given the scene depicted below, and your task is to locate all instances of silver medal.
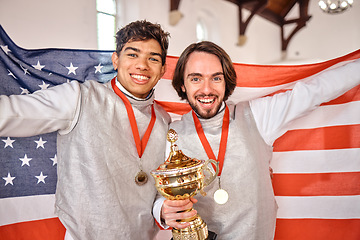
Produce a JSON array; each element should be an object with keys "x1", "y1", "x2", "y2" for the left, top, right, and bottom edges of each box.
[{"x1": 214, "y1": 189, "x2": 228, "y2": 204}]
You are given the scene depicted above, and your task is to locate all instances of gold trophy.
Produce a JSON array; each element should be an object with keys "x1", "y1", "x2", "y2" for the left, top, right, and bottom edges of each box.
[{"x1": 151, "y1": 129, "x2": 219, "y2": 240}]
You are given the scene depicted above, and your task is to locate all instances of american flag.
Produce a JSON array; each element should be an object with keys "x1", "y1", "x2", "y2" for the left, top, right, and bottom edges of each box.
[
  {"x1": 1, "y1": 24, "x2": 360, "y2": 240},
  {"x1": 0, "y1": 24, "x2": 116, "y2": 239}
]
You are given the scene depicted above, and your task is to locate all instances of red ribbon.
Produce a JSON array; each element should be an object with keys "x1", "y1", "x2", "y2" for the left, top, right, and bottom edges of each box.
[
  {"x1": 111, "y1": 78, "x2": 156, "y2": 158},
  {"x1": 192, "y1": 105, "x2": 230, "y2": 176}
]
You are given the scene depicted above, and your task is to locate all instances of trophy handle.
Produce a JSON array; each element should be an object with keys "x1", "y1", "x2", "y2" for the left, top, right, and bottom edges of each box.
[{"x1": 203, "y1": 159, "x2": 219, "y2": 188}]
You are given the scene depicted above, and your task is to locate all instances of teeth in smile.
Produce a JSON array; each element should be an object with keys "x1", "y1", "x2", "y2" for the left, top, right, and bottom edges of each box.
[
  {"x1": 131, "y1": 74, "x2": 149, "y2": 80},
  {"x1": 198, "y1": 98, "x2": 214, "y2": 104}
]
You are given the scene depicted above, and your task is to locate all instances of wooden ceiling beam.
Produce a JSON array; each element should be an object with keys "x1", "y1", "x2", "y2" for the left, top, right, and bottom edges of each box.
[
  {"x1": 281, "y1": 0, "x2": 311, "y2": 52},
  {"x1": 168, "y1": 0, "x2": 312, "y2": 54},
  {"x1": 170, "y1": 0, "x2": 181, "y2": 11},
  {"x1": 236, "y1": 0, "x2": 268, "y2": 45},
  {"x1": 255, "y1": 8, "x2": 284, "y2": 25},
  {"x1": 169, "y1": 0, "x2": 183, "y2": 26}
]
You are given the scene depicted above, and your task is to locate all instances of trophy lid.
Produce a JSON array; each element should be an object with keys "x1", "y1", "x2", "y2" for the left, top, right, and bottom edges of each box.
[{"x1": 151, "y1": 129, "x2": 205, "y2": 176}]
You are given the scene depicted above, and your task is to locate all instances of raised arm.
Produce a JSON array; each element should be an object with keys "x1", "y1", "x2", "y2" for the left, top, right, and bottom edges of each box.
[
  {"x1": 250, "y1": 59, "x2": 360, "y2": 145},
  {"x1": 0, "y1": 81, "x2": 81, "y2": 137}
]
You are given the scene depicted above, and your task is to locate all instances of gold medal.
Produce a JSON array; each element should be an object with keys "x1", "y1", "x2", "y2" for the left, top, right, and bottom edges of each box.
[
  {"x1": 214, "y1": 189, "x2": 228, "y2": 204},
  {"x1": 135, "y1": 170, "x2": 148, "y2": 186}
]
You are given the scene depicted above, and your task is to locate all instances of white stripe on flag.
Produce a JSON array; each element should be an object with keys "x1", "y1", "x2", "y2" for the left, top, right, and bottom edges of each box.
[
  {"x1": 286, "y1": 101, "x2": 360, "y2": 131},
  {"x1": 228, "y1": 84, "x2": 293, "y2": 103},
  {"x1": 155, "y1": 79, "x2": 183, "y2": 102},
  {"x1": 272, "y1": 148, "x2": 360, "y2": 173},
  {"x1": 275, "y1": 195, "x2": 360, "y2": 219},
  {"x1": 0, "y1": 194, "x2": 56, "y2": 226}
]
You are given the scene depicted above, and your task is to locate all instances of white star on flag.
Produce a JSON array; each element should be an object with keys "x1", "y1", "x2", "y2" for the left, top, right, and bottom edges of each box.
[
  {"x1": 39, "y1": 81, "x2": 50, "y2": 90},
  {"x1": 19, "y1": 154, "x2": 32, "y2": 167},
  {"x1": 66, "y1": 62, "x2": 78, "y2": 75},
  {"x1": 20, "y1": 87, "x2": 30, "y2": 95},
  {"x1": 35, "y1": 172, "x2": 47, "y2": 184},
  {"x1": 2, "y1": 173, "x2": 16, "y2": 186},
  {"x1": 94, "y1": 63, "x2": 103, "y2": 73},
  {"x1": 35, "y1": 137, "x2": 47, "y2": 149},
  {"x1": 2, "y1": 137, "x2": 15, "y2": 148},
  {"x1": 0, "y1": 44, "x2": 11, "y2": 55},
  {"x1": 50, "y1": 155, "x2": 58, "y2": 166},
  {"x1": 32, "y1": 60, "x2": 45, "y2": 71},
  {"x1": 7, "y1": 69, "x2": 17, "y2": 79},
  {"x1": 20, "y1": 65, "x2": 30, "y2": 75}
]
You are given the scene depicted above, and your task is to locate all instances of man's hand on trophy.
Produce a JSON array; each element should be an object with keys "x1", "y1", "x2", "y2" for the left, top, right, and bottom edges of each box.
[{"x1": 161, "y1": 197, "x2": 198, "y2": 229}]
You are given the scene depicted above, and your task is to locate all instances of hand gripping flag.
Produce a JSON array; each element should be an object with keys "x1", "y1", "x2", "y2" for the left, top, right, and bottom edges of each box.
[{"x1": 1, "y1": 24, "x2": 360, "y2": 240}]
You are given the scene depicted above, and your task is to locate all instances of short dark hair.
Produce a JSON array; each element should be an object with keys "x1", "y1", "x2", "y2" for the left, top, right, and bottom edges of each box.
[
  {"x1": 115, "y1": 20, "x2": 170, "y2": 66},
  {"x1": 172, "y1": 41, "x2": 237, "y2": 101}
]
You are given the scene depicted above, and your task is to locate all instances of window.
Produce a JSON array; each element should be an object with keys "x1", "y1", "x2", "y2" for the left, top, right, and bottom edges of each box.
[
  {"x1": 196, "y1": 19, "x2": 208, "y2": 42},
  {"x1": 96, "y1": 0, "x2": 116, "y2": 50}
]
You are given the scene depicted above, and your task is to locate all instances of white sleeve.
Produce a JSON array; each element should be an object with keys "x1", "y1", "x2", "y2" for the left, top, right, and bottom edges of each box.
[
  {"x1": 250, "y1": 58, "x2": 360, "y2": 146},
  {"x1": 0, "y1": 81, "x2": 81, "y2": 137},
  {"x1": 153, "y1": 193, "x2": 169, "y2": 229}
]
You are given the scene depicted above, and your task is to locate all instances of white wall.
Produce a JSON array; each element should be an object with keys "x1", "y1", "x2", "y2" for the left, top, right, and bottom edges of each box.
[
  {"x1": 0, "y1": 0, "x2": 98, "y2": 49},
  {"x1": 130, "y1": 0, "x2": 281, "y2": 63},
  {"x1": 0, "y1": 0, "x2": 359, "y2": 64},
  {"x1": 286, "y1": 0, "x2": 360, "y2": 63}
]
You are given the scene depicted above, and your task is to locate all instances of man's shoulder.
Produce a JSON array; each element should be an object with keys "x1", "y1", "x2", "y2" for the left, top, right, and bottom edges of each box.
[
  {"x1": 79, "y1": 80, "x2": 113, "y2": 93},
  {"x1": 169, "y1": 111, "x2": 192, "y2": 128},
  {"x1": 81, "y1": 79, "x2": 110, "y2": 88},
  {"x1": 228, "y1": 101, "x2": 250, "y2": 108},
  {"x1": 228, "y1": 101, "x2": 251, "y2": 116},
  {"x1": 153, "y1": 102, "x2": 171, "y2": 124}
]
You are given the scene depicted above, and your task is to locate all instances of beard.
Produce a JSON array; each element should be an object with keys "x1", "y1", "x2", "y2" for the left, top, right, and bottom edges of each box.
[{"x1": 188, "y1": 95, "x2": 223, "y2": 119}]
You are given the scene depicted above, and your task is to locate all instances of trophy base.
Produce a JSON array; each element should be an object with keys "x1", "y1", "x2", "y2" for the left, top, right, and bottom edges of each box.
[
  {"x1": 171, "y1": 231, "x2": 217, "y2": 240},
  {"x1": 207, "y1": 231, "x2": 218, "y2": 239},
  {"x1": 170, "y1": 214, "x2": 217, "y2": 240}
]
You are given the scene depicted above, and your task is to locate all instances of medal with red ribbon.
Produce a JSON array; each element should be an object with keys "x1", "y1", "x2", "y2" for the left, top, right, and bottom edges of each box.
[
  {"x1": 192, "y1": 105, "x2": 230, "y2": 204},
  {"x1": 111, "y1": 78, "x2": 156, "y2": 185}
]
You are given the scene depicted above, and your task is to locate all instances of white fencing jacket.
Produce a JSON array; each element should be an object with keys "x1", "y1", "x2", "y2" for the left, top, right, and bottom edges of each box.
[
  {"x1": 154, "y1": 59, "x2": 360, "y2": 240},
  {"x1": 0, "y1": 79, "x2": 171, "y2": 240}
]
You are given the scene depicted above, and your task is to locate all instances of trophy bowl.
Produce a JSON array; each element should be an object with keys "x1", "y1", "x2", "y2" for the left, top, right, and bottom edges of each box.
[{"x1": 151, "y1": 129, "x2": 219, "y2": 240}]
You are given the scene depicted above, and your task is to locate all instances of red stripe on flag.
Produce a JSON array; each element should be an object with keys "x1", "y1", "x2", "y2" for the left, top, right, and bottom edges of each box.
[
  {"x1": 163, "y1": 50, "x2": 360, "y2": 88},
  {"x1": 275, "y1": 218, "x2": 360, "y2": 240},
  {"x1": 162, "y1": 56, "x2": 178, "y2": 80},
  {"x1": 233, "y1": 49, "x2": 360, "y2": 88},
  {"x1": 263, "y1": 89, "x2": 292, "y2": 97},
  {"x1": 0, "y1": 218, "x2": 65, "y2": 240},
  {"x1": 272, "y1": 172, "x2": 360, "y2": 196},
  {"x1": 264, "y1": 85, "x2": 359, "y2": 104},
  {"x1": 322, "y1": 85, "x2": 360, "y2": 106},
  {"x1": 155, "y1": 100, "x2": 191, "y2": 115},
  {"x1": 273, "y1": 124, "x2": 360, "y2": 152}
]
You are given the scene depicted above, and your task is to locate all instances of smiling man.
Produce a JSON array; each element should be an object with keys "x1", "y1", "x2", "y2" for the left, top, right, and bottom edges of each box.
[
  {"x1": 112, "y1": 38, "x2": 166, "y2": 98},
  {"x1": 154, "y1": 41, "x2": 360, "y2": 239},
  {"x1": 180, "y1": 51, "x2": 227, "y2": 119},
  {"x1": 0, "y1": 20, "x2": 171, "y2": 240}
]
